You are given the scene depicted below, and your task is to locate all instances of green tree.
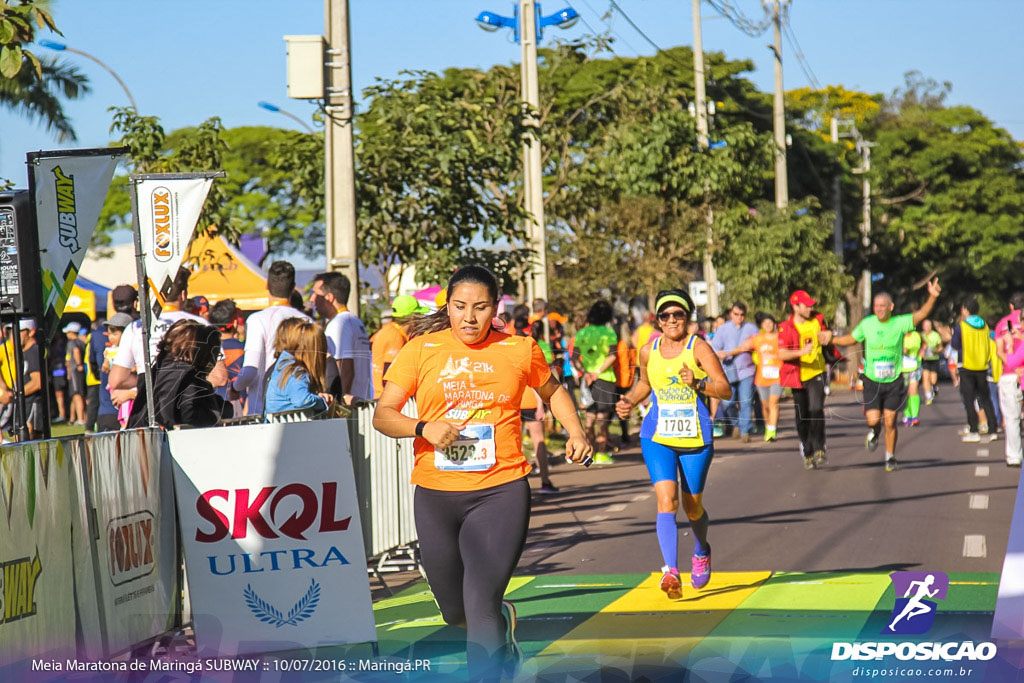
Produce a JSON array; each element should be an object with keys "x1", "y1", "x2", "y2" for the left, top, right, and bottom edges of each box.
[
  {"x1": 353, "y1": 69, "x2": 529, "y2": 299},
  {"x1": 1, "y1": 1, "x2": 89, "y2": 186},
  {"x1": 866, "y1": 72, "x2": 1024, "y2": 316},
  {"x1": 716, "y1": 200, "x2": 853, "y2": 320}
]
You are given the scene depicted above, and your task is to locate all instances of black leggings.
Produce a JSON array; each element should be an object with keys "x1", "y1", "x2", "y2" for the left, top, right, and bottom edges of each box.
[
  {"x1": 959, "y1": 369, "x2": 998, "y2": 434},
  {"x1": 415, "y1": 477, "x2": 531, "y2": 677},
  {"x1": 792, "y1": 373, "x2": 826, "y2": 455}
]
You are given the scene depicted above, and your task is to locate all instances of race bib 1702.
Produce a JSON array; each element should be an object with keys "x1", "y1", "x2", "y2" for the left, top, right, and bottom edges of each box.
[{"x1": 657, "y1": 404, "x2": 698, "y2": 439}]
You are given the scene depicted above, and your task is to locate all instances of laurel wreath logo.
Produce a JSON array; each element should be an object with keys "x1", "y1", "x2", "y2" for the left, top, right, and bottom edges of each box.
[{"x1": 244, "y1": 578, "x2": 321, "y2": 628}]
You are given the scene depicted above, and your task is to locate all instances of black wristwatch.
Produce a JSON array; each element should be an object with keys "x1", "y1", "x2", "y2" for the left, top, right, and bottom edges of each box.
[
  {"x1": 415, "y1": 421, "x2": 427, "y2": 437},
  {"x1": 696, "y1": 378, "x2": 708, "y2": 394}
]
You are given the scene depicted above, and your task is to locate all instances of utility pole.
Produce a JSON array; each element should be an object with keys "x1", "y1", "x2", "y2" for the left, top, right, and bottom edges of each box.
[
  {"x1": 830, "y1": 112, "x2": 846, "y2": 329},
  {"x1": 858, "y1": 141, "x2": 872, "y2": 316},
  {"x1": 324, "y1": 0, "x2": 360, "y2": 312},
  {"x1": 770, "y1": 0, "x2": 788, "y2": 208},
  {"x1": 830, "y1": 112, "x2": 842, "y2": 260},
  {"x1": 692, "y1": 0, "x2": 719, "y2": 317},
  {"x1": 520, "y1": 0, "x2": 548, "y2": 305}
]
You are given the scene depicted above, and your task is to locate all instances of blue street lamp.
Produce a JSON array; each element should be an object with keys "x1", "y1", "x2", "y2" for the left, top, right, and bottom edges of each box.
[
  {"x1": 474, "y1": 4, "x2": 579, "y2": 44},
  {"x1": 37, "y1": 39, "x2": 137, "y2": 110},
  {"x1": 257, "y1": 101, "x2": 315, "y2": 133}
]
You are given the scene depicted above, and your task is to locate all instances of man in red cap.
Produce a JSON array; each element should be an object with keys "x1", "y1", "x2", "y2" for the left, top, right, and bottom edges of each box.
[{"x1": 778, "y1": 290, "x2": 834, "y2": 470}]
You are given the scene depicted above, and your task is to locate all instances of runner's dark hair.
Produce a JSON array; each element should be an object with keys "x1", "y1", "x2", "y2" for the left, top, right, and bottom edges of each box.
[
  {"x1": 586, "y1": 300, "x2": 614, "y2": 326},
  {"x1": 406, "y1": 265, "x2": 503, "y2": 338}
]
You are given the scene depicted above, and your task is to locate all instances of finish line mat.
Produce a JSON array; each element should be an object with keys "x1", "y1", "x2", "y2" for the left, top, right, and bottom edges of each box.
[{"x1": 355, "y1": 571, "x2": 1022, "y2": 682}]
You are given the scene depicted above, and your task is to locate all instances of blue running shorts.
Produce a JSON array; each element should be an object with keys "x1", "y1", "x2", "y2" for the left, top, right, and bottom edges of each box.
[{"x1": 641, "y1": 438, "x2": 714, "y2": 495}]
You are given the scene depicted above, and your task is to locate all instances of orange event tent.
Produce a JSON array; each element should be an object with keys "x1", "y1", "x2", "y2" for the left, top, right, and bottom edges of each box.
[{"x1": 184, "y1": 234, "x2": 269, "y2": 309}]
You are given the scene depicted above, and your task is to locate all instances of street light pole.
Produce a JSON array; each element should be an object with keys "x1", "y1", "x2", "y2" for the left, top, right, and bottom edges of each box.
[
  {"x1": 257, "y1": 101, "x2": 315, "y2": 133},
  {"x1": 519, "y1": 0, "x2": 547, "y2": 304},
  {"x1": 37, "y1": 40, "x2": 137, "y2": 110},
  {"x1": 324, "y1": 0, "x2": 360, "y2": 313},
  {"x1": 692, "y1": 0, "x2": 719, "y2": 317}
]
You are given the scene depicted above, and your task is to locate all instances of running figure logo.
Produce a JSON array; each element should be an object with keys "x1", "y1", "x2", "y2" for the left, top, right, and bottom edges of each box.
[
  {"x1": 883, "y1": 571, "x2": 949, "y2": 635},
  {"x1": 439, "y1": 356, "x2": 475, "y2": 386}
]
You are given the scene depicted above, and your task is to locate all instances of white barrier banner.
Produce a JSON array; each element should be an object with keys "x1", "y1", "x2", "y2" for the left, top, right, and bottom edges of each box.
[
  {"x1": 136, "y1": 175, "x2": 213, "y2": 298},
  {"x1": 31, "y1": 150, "x2": 122, "y2": 341},
  {"x1": 0, "y1": 441, "x2": 76, "y2": 668},
  {"x1": 993, "y1": 465, "x2": 1024, "y2": 639},
  {"x1": 170, "y1": 420, "x2": 376, "y2": 656},
  {"x1": 80, "y1": 430, "x2": 179, "y2": 657}
]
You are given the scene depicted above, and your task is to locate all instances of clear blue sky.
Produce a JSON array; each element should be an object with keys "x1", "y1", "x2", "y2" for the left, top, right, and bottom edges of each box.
[{"x1": 3, "y1": 0, "x2": 1022, "y2": 189}]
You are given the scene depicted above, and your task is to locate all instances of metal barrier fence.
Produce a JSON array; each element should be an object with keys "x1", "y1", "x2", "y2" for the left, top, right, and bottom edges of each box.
[{"x1": 347, "y1": 400, "x2": 420, "y2": 578}]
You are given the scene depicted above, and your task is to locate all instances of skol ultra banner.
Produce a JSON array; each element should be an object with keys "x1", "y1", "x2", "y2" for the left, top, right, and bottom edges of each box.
[
  {"x1": 70, "y1": 430, "x2": 179, "y2": 659},
  {"x1": 134, "y1": 176, "x2": 213, "y2": 303},
  {"x1": 30, "y1": 149, "x2": 123, "y2": 341},
  {"x1": 169, "y1": 420, "x2": 377, "y2": 656},
  {"x1": 0, "y1": 440, "x2": 76, "y2": 669}
]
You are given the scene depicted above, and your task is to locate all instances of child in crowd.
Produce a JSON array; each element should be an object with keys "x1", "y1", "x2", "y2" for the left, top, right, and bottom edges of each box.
[{"x1": 264, "y1": 319, "x2": 334, "y2": 417}]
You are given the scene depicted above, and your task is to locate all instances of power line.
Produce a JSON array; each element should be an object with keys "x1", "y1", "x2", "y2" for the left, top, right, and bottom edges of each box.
[
  {"x1": 569, "y1": 0, "x2": 642, "y2": 57},
  {"x1": 606, "y1": 0, "x2": 665, "y2": 55},
  {"x1": 705, "y1": 0, "x2": 772, "y2": 37},
  {"x1": 781, "y1": 9, "x2": 821, "y2": 90}
]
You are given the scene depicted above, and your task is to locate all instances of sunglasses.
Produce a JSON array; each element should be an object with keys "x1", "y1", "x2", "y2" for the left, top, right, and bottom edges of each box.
[{"x1": 658, "y1": 310, "x2": 688, "y2": 322}]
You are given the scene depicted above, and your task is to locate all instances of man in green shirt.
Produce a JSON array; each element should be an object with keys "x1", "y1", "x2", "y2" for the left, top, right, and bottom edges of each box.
[
  {"x1": 572, "y1": 300, "x2": 619, "y2": 465},
  {"x1": 833, "y1": 279, "x2": 941, "y2": 471}
]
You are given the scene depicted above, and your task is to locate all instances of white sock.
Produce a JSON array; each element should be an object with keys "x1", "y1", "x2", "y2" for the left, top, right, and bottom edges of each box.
[{"x1": 885, "y1": 452, "x2": 894, "y2": 461}]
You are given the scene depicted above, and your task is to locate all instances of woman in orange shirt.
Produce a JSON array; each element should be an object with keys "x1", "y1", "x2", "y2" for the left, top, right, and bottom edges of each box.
[{"x1": 373, "y1": 266, "x2": 592, "y2": 679}]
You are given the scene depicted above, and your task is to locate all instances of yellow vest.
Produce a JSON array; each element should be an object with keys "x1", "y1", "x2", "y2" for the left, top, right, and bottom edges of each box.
[{"x1": 959, "y1": 321, "x2": 990, "y2": 372}]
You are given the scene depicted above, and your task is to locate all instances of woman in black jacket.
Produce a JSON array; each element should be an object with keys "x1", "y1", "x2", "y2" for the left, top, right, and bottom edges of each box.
[{"x1": 128, "y1": 319, "x2": 233, "y2": 429}]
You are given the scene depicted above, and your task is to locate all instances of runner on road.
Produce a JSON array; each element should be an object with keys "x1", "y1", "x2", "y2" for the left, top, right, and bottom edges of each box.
[
  {"x1": 572, "y1": 300, "x2": 619, "y2": 465},
  {"x1": 920, "y1": 319, "x2": 943, "y2": 404},
  {"x1": 778, "y1": 290, "x2": 834, "y2": 470},
  {"x1": 950, "y1": 296, "x2": 999, "y2": 443},
  {"x1": 832, "y1": 279, "x2": 941, "y2": 471},
  {"x1": 902, "y1": 328, "x2": 923, "y2": 427},
  {"x1": 372, "y1": 265, "x2": 592, "y2": 680},
  {"x1": 615, "y1": 289, "x2": 731, "y2": 600}
]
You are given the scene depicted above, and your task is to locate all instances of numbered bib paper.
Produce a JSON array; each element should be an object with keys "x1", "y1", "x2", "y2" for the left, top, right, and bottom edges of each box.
[
  {"x1": 435, "y1": 424, "x2": 497, "y2": 471},
  {"x1": 761, "y1": 365, "x2": 780, "y2": 380},
  {"x1": 657, "y1": 405, "x2": 698, "y2": 439},
  {"x1": 874, "y1": 360, "x2": 897, "y2": 380}
]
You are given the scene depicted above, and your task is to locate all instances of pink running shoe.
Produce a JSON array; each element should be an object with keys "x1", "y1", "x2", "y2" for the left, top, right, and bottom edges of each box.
[
  {"x1": 691, "y1": 552, "x2": 712, "y2": 589},
  {"x1": 660, "y1": 566, "x2": 682, "y2": 600}
]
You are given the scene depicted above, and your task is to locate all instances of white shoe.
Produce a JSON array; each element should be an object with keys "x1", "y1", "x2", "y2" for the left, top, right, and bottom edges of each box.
[
  {"x1": 962, "y1": 433, "x2": 982, "y2": 443},
  {"x1": 989, "y1": 433, "x2": 999, "y2": 442},
  {"x1": 958, "y1": 425, "x2": 971, "y2": 435}
]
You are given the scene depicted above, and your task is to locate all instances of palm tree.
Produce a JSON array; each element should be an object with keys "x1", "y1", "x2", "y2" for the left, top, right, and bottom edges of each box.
[{"x1": 0, "y1": 55, "x2": 90, "y2": 142}]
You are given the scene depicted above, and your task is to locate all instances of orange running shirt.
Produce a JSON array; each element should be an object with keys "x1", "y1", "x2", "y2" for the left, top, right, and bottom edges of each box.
[
  {"x1": 370, "y1": 321, "x2": 409, "y2": 396},
  {"x1": 384, "y1": 328, "x2": 552, "y2": 491},
  {"x1": 750, "y1": 332, "x2": 782, "y2": 387}
]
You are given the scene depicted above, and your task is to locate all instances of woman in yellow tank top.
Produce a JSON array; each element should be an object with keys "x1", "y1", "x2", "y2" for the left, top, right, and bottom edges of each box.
[{"x1": 616, "y1": 289, "x2": 731, "y2": 601}]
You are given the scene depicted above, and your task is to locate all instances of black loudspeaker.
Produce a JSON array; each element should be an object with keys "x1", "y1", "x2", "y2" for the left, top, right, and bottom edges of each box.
[{"x1": 0, "y1": 190, "x2": 44, "y2": 318}]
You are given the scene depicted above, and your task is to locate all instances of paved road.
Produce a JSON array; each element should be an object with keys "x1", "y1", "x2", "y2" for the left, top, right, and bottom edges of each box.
[{"x1": 520, "y1": 383, "x2": 1022, "y2": 576}]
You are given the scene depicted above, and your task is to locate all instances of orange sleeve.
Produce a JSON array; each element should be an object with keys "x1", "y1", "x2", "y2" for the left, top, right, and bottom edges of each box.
[
  {"x1": 382, "y1": 339, "x2": 420, "y2": 398},
  {"x1": 525, "y1": 337, "x2": 552, "y2": 388}
]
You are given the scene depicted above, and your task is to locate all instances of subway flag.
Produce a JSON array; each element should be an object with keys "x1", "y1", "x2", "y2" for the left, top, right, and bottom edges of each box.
[{"x1": 30, "y1": 148, "x2": 125, "y2": 341}]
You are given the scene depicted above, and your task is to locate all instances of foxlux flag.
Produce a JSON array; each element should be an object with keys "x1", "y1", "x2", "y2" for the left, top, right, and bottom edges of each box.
[
  {"x1": 31, "y1": 149, "x2": 123, "y2": 340},
  {"x1": 135, "y1": 176, "x2": 213, "y2": 302}
]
